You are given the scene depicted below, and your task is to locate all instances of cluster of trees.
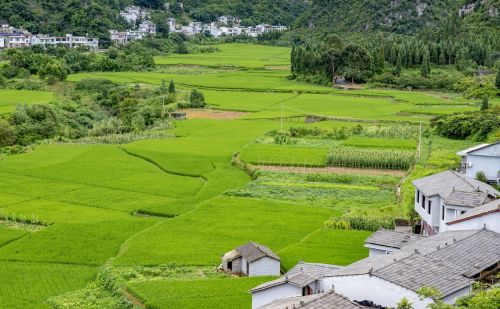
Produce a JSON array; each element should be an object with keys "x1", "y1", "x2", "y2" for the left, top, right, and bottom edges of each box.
[
  {"x1": 430, "y1": 109, "x2": 499, "y2": 141},
  {"x1": 0, "y1": 78, "x2": 206, "y2": 148},
  {"x1": 290, "y1": 34, "x2": 381, "y2": 84},
  {"x1": 0, "y1": 44, "x2": 155, "y2": 84}
]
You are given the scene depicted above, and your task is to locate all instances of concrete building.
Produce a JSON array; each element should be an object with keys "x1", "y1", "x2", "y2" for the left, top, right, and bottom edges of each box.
[
  {"x1": 252, "y1": 229, "x2": 500, "y2": 309},
  {"x1": 217, "y1": 15, "x2": 241, "y2": 26},
  {"x1": 457, "y1": 142, "x2": 500, "y2": 183},
  {"x1": 412, "y1": 170, "x2": 499, "y2": 236},
  {"x1": 31, "y1": 34, "x2": 98, "y2": 51},
  {"x1": 221, "y1": 242, "x2": 281, "y2": 277},
  {"x1": 447, "y1": 199, "x2": 500, "y2": 233},
  {"x1": 120, "y1": 6, "x2": 150, "y2": 24}
]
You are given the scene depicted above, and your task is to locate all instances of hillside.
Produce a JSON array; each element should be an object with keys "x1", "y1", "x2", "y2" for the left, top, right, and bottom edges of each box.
[
  {"x1": 0, "y1": 0, "x2": 308, "y2": 41},
  {"x1": 302, "y1": 0, "x2": 500, "y2": 35}
]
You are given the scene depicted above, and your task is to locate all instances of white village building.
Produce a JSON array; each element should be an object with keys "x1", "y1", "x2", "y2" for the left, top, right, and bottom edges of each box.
[
  {"x1": 217, "y1": 15, "x2": 241, "y2": 26},
  {"x1": 412, "y1": 170, "x2": 499, "y2": 236},
  {"x1": 30, "y1": 34, "x2": 99, "y2": 51},
  {"x1": 110, "y1": 20, "x2": 157, "y2": 44},
  {"x1": 457, "y1": 142, "x2": 500, "y2": 183},
  {"x1": 446, "y1": 199, "x2": 500, "y2": 233},
  {"x1": 166, "y1": 17, "x2": 287, "y2": 38},
  {"x1": 0, "y1": 22, "x2": 98, "y2": 50},
  {"x1": 221, "y1": 242, "x2": 281, "y2": 277},
  {"x1": 252, "y1": 228, "x2": 500, "y2": 309},
  {"x1": 120, "y1": 6, "x2": 150, "y2": 24}
]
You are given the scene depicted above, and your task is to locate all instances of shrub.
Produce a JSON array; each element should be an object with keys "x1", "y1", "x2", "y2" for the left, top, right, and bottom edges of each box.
[
  {"x1": 0, "y1": 120, "x2": 16, "y2": 147},
  {"x1": 189, "y1": 89, "x2": 205, "y2": 108},
  {"x1": 430, "y1": 111, "x2": 499, "y2": 141},
  {"x1": 476, "y1": 171, "x2": 487, "y2": 183},
  {"x1": 324, "y1": 216, "x2": 395, "y2": 231}
]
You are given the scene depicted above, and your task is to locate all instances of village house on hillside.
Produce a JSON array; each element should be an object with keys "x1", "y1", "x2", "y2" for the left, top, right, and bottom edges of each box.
[
  {"x1": 167, "y1": 17, "x2": 287, "y2": 38},
  {"x1": 412, "y1": 170, "x2": 499, "y2": 236},
  {"x1": 0, "y1": 22, "x2": 98, "y2": 50},
  {"x1": 251, "y1": 229, "x2": 500, "y2": 309},
  {"x1": 457, "y1": 141, "x2": 500, "y2": 183},
  {"x1": 221, "y1": 242, "x2": 281, "y2": 277},
  {"x1": 119, "y1": 6, "x2": 150, "y2": 24}
]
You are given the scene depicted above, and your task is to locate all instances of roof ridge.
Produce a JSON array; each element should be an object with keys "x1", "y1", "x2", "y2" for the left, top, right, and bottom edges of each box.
[{"x1": 450, "y1": 170, "x2": 477, "y2": 191}]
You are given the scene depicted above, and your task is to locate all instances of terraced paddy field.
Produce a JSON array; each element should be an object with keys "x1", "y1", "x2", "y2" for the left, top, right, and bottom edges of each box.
[
  {"x1": 154, "y1": 44, "x2": 291, "y2": 69},
  {"x1": 0, "y1": 89, "x2": 55, "y2": 114},
  {"x1": 0, "y1": 44, "x2": 483, "y2": 308}
]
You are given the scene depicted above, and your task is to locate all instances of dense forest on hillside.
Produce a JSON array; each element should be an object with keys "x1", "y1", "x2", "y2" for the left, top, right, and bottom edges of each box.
[{"x1": 304, "y1": 0, "x2": 500, "y2": 34}]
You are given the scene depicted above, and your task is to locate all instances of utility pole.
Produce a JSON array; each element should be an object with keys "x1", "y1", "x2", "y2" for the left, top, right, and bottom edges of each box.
[{"x1": 418, "y1": 122, "x2": 422, "y2": 159}]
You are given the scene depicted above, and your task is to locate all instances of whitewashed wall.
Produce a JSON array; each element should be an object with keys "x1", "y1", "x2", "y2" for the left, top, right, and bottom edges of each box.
[
  {"x1": 322, "y1": 275, "x2": 434, "y2": 309},
  {"x1": 249, "y1": 257, "x2": 281, "y2": 277},
  {"x1": 252, "y1": 283, "x2": 302, "y2": 309},
  {"x1": 466, "y1": 151, "x2": 500, "y2": 180},
  {"x1": 446, "y1": 212, "x2": 500, "y2": 233}
]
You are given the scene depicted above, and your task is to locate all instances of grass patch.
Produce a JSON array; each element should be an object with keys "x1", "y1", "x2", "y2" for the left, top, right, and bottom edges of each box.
[
  {"x1": 278, "y1": 229, "x2": 371, "y2": 270},
  {"x1": 0, "y1": 89, "x2": 54, "y2": 114},
  {"x1": 127, "y1": 277, "x2": 272, "y2": 309}
]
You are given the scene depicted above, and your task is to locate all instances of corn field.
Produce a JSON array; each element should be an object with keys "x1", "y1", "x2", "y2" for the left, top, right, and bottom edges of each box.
[{"x1": 326, "y1": 147, "x2": 415, "y2": 170}]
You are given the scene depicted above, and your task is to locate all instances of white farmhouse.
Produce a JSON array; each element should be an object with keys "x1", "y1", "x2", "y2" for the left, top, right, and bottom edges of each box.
[
  {"x1": 138, "y1": 20, "x2": 156, "y2": 35},
  {"x1": 252, "y1": 229, "x2": 500, "y2": 309},
  {"x1": 217, "y1": 15, "x2": 241, "y2": 26},
  {"x1": 447, "y1": 199, "x2": 500, "y2": 233},
  {"x1": 120, "y1": 6, "x2": 150, "y2": 24},
  {"x1": 31, "y1": 34, "x2": 98, "y2": 51},
  {"x1": 457, "y1": 142, "x2": 500, "y2": 183},
  {"x1": 412, "y1": 170, "x2": 499, "y2": 236},
  {"x1": 221, "y1": 242, "x2": 281, "y2": 277}
]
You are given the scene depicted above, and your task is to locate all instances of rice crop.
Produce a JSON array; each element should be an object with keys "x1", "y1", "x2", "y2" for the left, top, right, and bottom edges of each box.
[
  {"x1": 342, "y1": 137, "x2": 416, "y2": 150},
  {"x1": 127, "y1": 277, "x2": 273, "y2": 309},
  {"x1": 278, "y1": 229, "x2": 370, "y2": 270},
  {"x1": 327, "y1": 147, "x2": 416, "y2": 170}
]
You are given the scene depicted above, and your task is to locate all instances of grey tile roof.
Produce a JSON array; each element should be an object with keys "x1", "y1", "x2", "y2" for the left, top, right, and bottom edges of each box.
[
  {"x1": 448, "y1": 199, "x2": 500, "y2": 225},
  {"x1": 251, "y1": 263, "x2": 341, "y2": 293},
  {"x1": 456, "y1": 143, "x2": 491, "y2": 156},
  {"x1": 251, "y1": 272, "x2": 317, "y2": 292},
  {"x1": 412, "y1": 170, "x2": 499, "y2": 199},
  {"x1": 373, "y1": 254, "x2": 470, "y2": 297},
  {"x1": 444, "y1": 190, "x2": 491, "y2": 207},
  {"x1": 336, "y1": 230, "x2": 499, "y2": 297},
  {"x1": 236, "y1": 242, "x2": 280, "y2": 263},
  {"x1": 253, "y1": 230, "x2": 500, "y2": 298},
  {"x1": 287, "y1": 262, "x2": 342, "y2": 278},
  {"x1": 428, "y1": 229, "x2": 500, "y2": 277},
  {"x1": 259, "y1": 290, "x2": 362, "y2": 309},
  {"x1": 365, "y1": 229, "x2": 422, "y2": 249},
  {"x1": 463, "y1": 141, "x2": 500, "y2": 155}
]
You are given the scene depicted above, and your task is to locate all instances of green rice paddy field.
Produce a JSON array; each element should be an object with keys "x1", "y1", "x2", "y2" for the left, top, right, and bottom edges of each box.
[
  {"x1": 0, "y1": 89, "x2": 55, "y2": 114},
  {"x1": 0, "y1": 44, "x2": 483, "y2": 308}
]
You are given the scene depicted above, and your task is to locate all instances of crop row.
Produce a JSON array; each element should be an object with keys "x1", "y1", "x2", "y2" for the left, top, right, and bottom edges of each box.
[{"x1": 326, "y1": 147, "x2": 416, "y2": 170}]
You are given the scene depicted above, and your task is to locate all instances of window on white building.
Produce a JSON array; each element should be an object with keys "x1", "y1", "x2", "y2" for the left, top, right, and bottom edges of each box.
[{"x1": 428, "y1": 200, "x2": 432, "y2": 214}]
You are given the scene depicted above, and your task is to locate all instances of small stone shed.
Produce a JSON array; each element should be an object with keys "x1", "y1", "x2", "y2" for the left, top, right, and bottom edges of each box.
[{"x1": 221, "y1": 242, "x2": 281, "y2": 277}]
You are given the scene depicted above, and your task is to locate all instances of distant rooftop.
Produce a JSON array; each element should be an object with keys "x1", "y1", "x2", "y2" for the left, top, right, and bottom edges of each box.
[
  {"x1": 365, "y1": 229, "x2": 422, "y2": 249},
  {"x1": 412, "y1": 170, "x2": 499, "y2": 199},
  {"x1": 260, "y1": 290, "x2": 362, "y2": 309}
]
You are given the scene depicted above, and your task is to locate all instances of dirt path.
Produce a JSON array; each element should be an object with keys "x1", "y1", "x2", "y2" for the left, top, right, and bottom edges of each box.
[
  {"x1": 182, "y1": 109, "x2": 248, "y2": 120},
  {"x1": 256, "y1": 165, "x2": 406, "y2": 177}
]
